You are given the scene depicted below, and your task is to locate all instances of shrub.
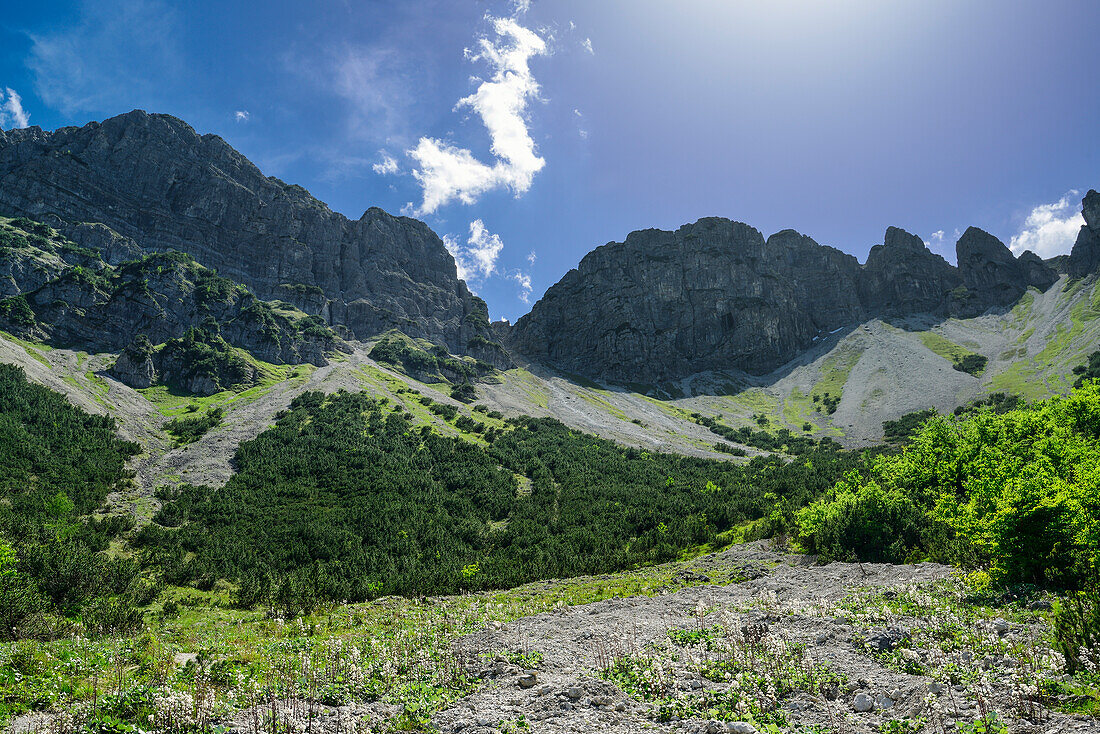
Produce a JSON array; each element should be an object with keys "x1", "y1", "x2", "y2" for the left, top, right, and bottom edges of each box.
[
  {"x1": 1073, "y1": 346, "x2": 1100, "y2": 387},
  {"x1": 1053, "y1": 589, "x2": 1100, "y2": 674},
  {"x1": 451, "y1": 381, "x2": 477, "y2": 403},
  {"x1": 952, "y1": 353, "x2": 988, "y2": 376},
  {"x1": 882, "y1": 409, "x2": 936, "y2": 444},
  {"x1": 797, "y1": 382, "x2": 1100, "y2": 587},
  {"x1": 796, "y1": 472, "x2": 928, "y2": 563},
  {"x1": 0, "y1": 294, "x2": 36, "y2": 326},
  {"x1": 164, "y1": 407, "x2": 224, "y2": 444}
]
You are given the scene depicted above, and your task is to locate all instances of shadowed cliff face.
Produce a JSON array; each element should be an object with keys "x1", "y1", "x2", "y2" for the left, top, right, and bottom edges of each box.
[
  {"x1": 0, "y1": 110, "x2": 496, "y2": 356},
  {"x1": 511, "y1": 210, "x2": 1069, "y2": 383},
  {"x1": 1068, "y1": 190, "x2": 1100, "y2": 279}
]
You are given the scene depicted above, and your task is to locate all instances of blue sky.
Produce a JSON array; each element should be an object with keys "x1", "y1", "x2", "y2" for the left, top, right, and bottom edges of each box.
[{"x1": 1, "y1": 0, "x2": 1099, "y2": 321}]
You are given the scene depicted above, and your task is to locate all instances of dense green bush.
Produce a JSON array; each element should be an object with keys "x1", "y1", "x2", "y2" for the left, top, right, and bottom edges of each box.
[
  {"x1": 451, "y1": 381, "x2": 477, "y2": 403},
  {"x1": 690, "y1": 412, "x2": 838, "y2": 456},
  {"x1": 0, "y1": 364, "x2": 147, "y2": 638},
  {"x1": 160, "y1": 328, "x2": 253, "y2": 392},
  {"x1": 1053, "y1": 590, "x2": 1100, "y2": 674},
  {"x1": 137, "y1": 390, "x2": 862, "y2": 609},
  {"x1": 798, "y1": 381, "x2": 1100, "y2": 587},
  {"x1": 1074, "y1": 346, "x2": 1100, "y2": 387},
  {"x1": 882, "y1": 409, "x2": 937, "y2": 444},
  {"x1": 792, "y1": 472, "x2": 928, "y2": 563},
  {"x1": 370, "y1": 333, "x2": 490, "y2": 384},
  {"x1": 0, "y1": 295, "x2": 36, "y2": 326},
  {"x1": 952, "y1": 353, "x2": 988, "y2": 376},
  {"x1": 164, "y1": 407, "x2": 224, "y2": 444}
]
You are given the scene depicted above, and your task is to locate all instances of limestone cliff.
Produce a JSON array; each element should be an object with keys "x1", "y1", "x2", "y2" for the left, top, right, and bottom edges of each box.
[
  {"x1": 512, "y1": 215, "x2": 1065, "y2": 383},
  {"x1": 0, "y1": 110, "x2": 501, "y2": 359}
]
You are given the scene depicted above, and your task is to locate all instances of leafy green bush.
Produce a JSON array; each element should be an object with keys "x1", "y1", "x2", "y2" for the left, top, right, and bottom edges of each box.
[
  {"x1": 370, "y1": 333, "x2": 489, "y2": 384},
  {"x1": 370, "y1": 334, "x2": 442, "y2": 376},
  {"x1": 690, "y1": 412, "x2": 835, "y2": 456},
  {"x1": 164, "y1": 407, "x2": 224, "y2": 444},
  {"x1": 798, "y1": 382, "x2": 1100, "y2": 587},
  {"x1": 882, "y1": 409, "x2": 937, "y2": 444},
  {"x1": 794, "y1": 472, "x2": 928, "y2": 563},
  {"x1": 1073, "y1": 346, "x2": 1100, "y2": 387},
  {"x1": 0, "y1": 294, "x2": 36, "y2": 326},
  {"x1": 1052, "y1": 590, "x2": 1100, "y2": 674},
  {"x1": 160, "y1": 328, "x2": 253, "y2": 392},
  {"x1": 451, "y1": 381, "x2": 477, "y2": 403},
  {"x1": 952, "y1": 353, "x2": 988, "y2": 376}
]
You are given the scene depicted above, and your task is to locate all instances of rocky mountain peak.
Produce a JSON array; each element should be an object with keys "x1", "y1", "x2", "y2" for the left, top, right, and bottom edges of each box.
[
  {"x1": 511, "y1": 199, "x2": 1084, "y2": 383},
  {"x1": 1069, "y1": 190, "x2": 1100, "y2": 278},
  {"x1": 882, "y1": 226, "x2": 929, "y2": 252},
  {"x1": 859, "y1": 226, "x2": 961, "y2": 316},
  {"x1": 1084, "y1": 190, "x2": 1100, "y2": 232},
  {"x1": 0, "y1": 110, "x2": 500, "y2": 358},
  {"x1": 956, "y1": 226, "x2": 1056, "y2": 308}
]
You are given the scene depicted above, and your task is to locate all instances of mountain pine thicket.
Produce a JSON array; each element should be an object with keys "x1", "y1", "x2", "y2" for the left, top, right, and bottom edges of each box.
[{"x1": 2, "y1": 344, "x2": 1100, "y2": 629}]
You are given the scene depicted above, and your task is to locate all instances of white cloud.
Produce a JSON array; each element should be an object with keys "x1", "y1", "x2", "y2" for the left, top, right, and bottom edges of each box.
[
  {"x1": 372, "y1": 150, "x2": 399, "y2": 175},
  {"x1": 922, "y1": 229, "x2": 944, "y2": 250},
  {"x1": 1010, "y1": 192, "x2": 1085, "y2": 258},
  {"x1": 582, "y1": 37, "x2": 594, "y2": 55},
  {"x1": 0, "y1": 88, "x2": 30, "y2": 129},
  {"x1": 512, "y1": 0, "x2": 531, "y2": 14},
  {"x1": 327, "y1": 45, "x2": 413, "y2": 142},
  {"x1": 408, "y1": 16, "x2": 548, "y2": 215},
  {"x1": 526, "y1": 250, "x2": 536, "y2": 265},
  {"x1": 511, "y1": 270, "x2": 533, "y2": 302},
  {"x1": 445, "y1": 219, "x2": 505, "y2": 281},
  {"x1": 234, "y1": 110, "x2": 250, "y2": 122}
]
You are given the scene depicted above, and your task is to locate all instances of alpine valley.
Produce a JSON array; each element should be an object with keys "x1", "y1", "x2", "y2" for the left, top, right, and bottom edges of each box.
[
  {"x1": 4, "y1": 111, "x2": 1100, "y2": 734},
  {"x1": 1, "y1": 112, "x2": 1098, "y2": 484}
]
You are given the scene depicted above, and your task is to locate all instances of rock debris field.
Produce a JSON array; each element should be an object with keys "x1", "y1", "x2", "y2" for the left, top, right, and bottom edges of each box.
[{"x1": 427, "y1": 544, "x2": 1096, "y2": 734}]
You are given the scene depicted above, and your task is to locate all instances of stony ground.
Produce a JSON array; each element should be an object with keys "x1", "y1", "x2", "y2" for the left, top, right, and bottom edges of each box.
[
  {"x1": 428, "y1": 543, "x2": 1097, "y2": 734},
  {"x1": 6, "y1": 543, "x2": 1099, "y2": 734}
]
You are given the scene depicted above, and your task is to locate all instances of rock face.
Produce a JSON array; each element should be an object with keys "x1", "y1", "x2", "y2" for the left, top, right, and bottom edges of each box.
[
  {"x1": 0, "y1": 110, "x2": 498, "y2": 356},
  {"x1": 0, "y1": 229, "x2": 342, "y2": 368},
  {"x1": 1068, "y1": 190, "x2": 1100, "y2": 278},
  {"x1": 510, "y1": 219, "x2": 868, "y2": 379},
  {"x1": 110, "y1": 338, "x2": 158, "y2": 389},
  {"x1": 956, "y1": 226, "x2": 1054, "y2": 312},
  {"x1": 512, "y1": 215, "x2": 1068, "y2": 383},
  {"x1": 859, "y1": 227, "x2": 961, "y2": 315}
]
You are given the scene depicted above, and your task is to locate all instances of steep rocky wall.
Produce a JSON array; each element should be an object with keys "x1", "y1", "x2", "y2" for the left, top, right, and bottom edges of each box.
[
  {"x1": 0, "y1": 111, "x2": 496, "y2": 356},
  {"x1": 512, "y1": 210, "x2": 1066, "y2": 383}
]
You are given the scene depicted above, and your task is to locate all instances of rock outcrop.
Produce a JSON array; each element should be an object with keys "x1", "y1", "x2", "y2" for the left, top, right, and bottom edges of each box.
[
  {"x1": 511, "y1": 219, "x2": 866, "y2": 380},
  {"x1": 956, "y1": 227, "x2": 1055, "y2": 313},
  {"x1": 0, "y1": 110, "x2": 499, "y2": 357},
  {"x1": 1, "y1": 234, "x2": 342, "y2": 367},
  {"x1": 110, "y1": 337, "x2": 158, "y2": 389},
  {"x1": 858, "y1": 227, "x2": 961, "y2": 315},
  {"x1": 1068, "y1": 190, "x2": 1100, "y2": 279},
  {"x1": 512, "y1": 215, "x2": 1069, "y2": 383}
]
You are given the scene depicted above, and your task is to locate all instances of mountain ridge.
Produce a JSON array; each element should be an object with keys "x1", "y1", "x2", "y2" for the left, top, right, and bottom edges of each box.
[
  {"x1": 507, "y1": 202, "x2": 1092, "y2": 382},
  {"x1": 0, "y1": 110, "x2": 508, "y2": 365},
  {"x1": 1, "y1": 110, "x2": 1098, "y2": 459}
]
